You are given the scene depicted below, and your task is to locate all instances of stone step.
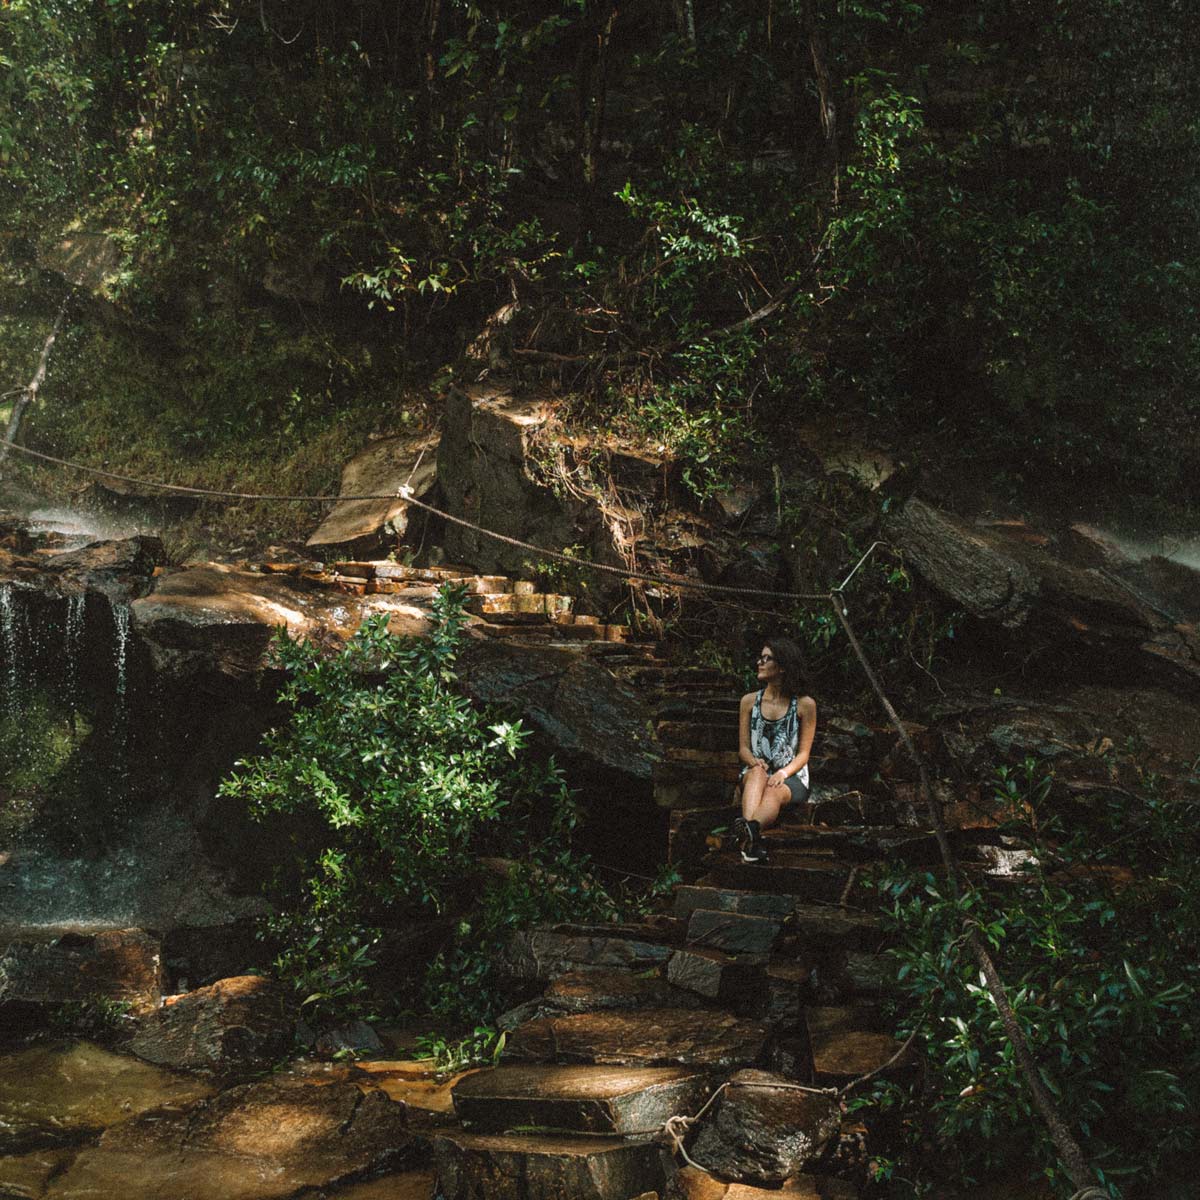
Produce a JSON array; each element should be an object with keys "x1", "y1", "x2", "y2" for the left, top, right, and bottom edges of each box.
[
  {"x1": 433, "y1": 1131, "x2": 668, "y2": 1200},
  {"x1": 451, "y1": 1064, "x2": 710, "y2": 1135},
  {"x1": 503, "y1": 1008, "x2": 770, "y2": 1070},
  {"x1": 501, "y1": 927, "x2": 677, "y2": 984},
  {"x1": 760, "y1": 825, "x2": 941, "y2": 865},
  {"x1": 655, "y1": 720, "x2": 735, "y2": 750},
  {"x1": 464, "y1": 593, "x2": 573, "y2": 620},
  {"x1": 667, "y1": 947, "x2": 767, "y2": 1005},
  {"x1": 685, "y1": 909, "x2": 782, "y2": 956},
  {"x1": 655, "y1": 769, "x2": 735, "y2": 811},
  {"x1": 790, "y1": 905, "x2": 884, "y2": 951},
  {"x1": 805, "y1": 1006, "x2": 909, "y2": 1087},
  {"x1": 539, "y1": 968, "x2": 708, "y2": 1014},
  {"x1": 700, "y1": 853, "x2": 857, "y2": 903},
  {"x1": 655, "y1": 697, "x2": 741, "y2": 721},
  {"x1": 673, "y1": 885, "x2": 796, "y2": 923}
]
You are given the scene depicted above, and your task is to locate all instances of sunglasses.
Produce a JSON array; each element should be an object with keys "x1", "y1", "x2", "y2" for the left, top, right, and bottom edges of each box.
[{"x1": 756, "y1": 654, "x2": 775, "y2": 664}]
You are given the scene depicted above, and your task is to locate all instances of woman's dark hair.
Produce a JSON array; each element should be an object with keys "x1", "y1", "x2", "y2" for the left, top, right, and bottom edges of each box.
[{"x1": 764, "y1": 637, "x2": 807, "y2": 698}]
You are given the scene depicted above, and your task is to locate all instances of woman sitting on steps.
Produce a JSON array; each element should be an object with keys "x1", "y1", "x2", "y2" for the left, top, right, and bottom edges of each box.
[{"x1": 732, "y1": 638, "x2": 817, "y2": 864}]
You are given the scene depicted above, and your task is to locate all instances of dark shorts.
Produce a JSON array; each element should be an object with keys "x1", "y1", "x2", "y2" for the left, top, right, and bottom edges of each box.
[{"x1": 782, "y1": 775, "x2": 811, "y2": 806}]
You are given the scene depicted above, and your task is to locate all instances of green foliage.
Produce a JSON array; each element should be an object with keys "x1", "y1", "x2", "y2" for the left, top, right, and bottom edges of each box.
[
  {"x1": 219, "y1": 583, "x2": 616, "y2": 1025},
  {"x1": 414, "y1": 1025, "x2": 505, "y2": 1078},
  {"x1": 47, "y1": 997, "x2": 135, "y2": 1040},
  {"x1": 868, "y1": 760, "x2": 1199, "y2": 1196},
  {"x1": 4, "y1": 1, "x2": 1197, "y2": 513}
]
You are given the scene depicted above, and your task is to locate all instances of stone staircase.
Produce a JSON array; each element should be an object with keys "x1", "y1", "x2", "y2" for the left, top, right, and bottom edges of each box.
[
  {"x1": 425, "y1": 659, "x2": 924, "y2": 1200},
  {"x1": 274, "y1": 558, "x2": 646, "y2": 649}
]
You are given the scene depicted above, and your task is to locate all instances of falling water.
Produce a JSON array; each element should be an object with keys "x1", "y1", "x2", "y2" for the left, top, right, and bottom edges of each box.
[
  {"x1": 65, "y1": 593, "x2": 86, "y2": 703},
  {"x1": 1, "y1": 584, "x2": 19, "y2": 719},
  {"x1": 112, "y1": 604, "x2": 130, "y2": 699}
]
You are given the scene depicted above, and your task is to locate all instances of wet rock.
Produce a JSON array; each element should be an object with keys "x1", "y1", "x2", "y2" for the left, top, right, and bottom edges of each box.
[
  {"x1": 886, "y1": 498, "x2": 1038, "y2": 629},
  {"x1": 318, "y1": 1168, "x2": 436, "y2": 1200},
  {"x1": 0, "y1": 927, "x2": 162, "y2": 1013},
  {"x1": 667, "y1": 948, "x2": 766, "y2": 1005},
  {"x1": 434, "y1": 1131, "x2": 669, "y2": 1200},
  {"x1": 349, "y1": 1060, "x2": 482, "y2": 1127},
  {"x1": 689, "y1": 1069, "x2": 840, "y2": 1185},
  {"x1": 806, "y1": 1007, "x2": 908, "y2": 1086},
  {"x1": 128, "y1": 975, "x2": 293, "y2": 1075},
  {"x1": 131, "y1": 564, "x2": 431, "y2": 679},
  {"x1": 886, "y1": 498, "x2": 1200, "y2": 689},
  {"x1": 46, "y1": 1077, "x2": 412, "y2": 1200},
  {"x1": 0, "y1": 1146, "x2": 76, "y2": 1198},
  {"x1": 0, "y1": 1041, "x2": 213, "y2": 1155},
  {"x1": 452, "y1": 1063, "x2": 710, "y2": 1135},
  {"x1": 673, "y1": 887, "x2": 793, "y2": 923},
  {"x1": 686, "y1": 910, "x2": 782, "y2": 956},
  {"x1": 504, "y1": 1008, "x2": 769, "y2": 1069},
  {"x1": 314, "y1": 1018, "x2": 384, "y2": 1060},
  {"x1": 790, "y1": 906, "x2": 882, "y2": 951},
  {"x1": 42, "y1": 536, "x2": 164, "y2": 603},
  {"x1": 306, "y1": 430, "x2": 440, "y2": 559}
]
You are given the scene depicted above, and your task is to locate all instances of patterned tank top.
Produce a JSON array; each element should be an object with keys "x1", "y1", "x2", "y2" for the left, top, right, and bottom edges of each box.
[{"x1": 748, "y1": 690, "x2": 810, "y2": 785}]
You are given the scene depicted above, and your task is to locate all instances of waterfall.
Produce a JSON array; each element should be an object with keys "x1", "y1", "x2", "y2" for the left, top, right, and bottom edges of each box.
[
  {"x1": 65, "y1": 593, "x2": 86, "y2": 703},
  {"x1": 1, "y1": 584, "x2": 19, "y2": 719},
  {"x1": 113, "y1": 603, "x2": 130, "y2": 699}
]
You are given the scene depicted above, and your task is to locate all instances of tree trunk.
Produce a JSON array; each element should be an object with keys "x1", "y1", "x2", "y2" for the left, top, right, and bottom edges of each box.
[{"x1": 0, "y1": 303, "x2": 67, "y2": 474}]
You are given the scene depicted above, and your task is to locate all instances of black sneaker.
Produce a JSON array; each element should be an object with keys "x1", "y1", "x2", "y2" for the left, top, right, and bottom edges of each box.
[
  {"x1": 732, "y1": 817, "x2": 753, "y2": 858},
  {"x1": 738, "y1": 819, "x2": 765, "y2": 863},
  {"x1": 748, "y1": 840, "x2": 770, "y2": 864}
]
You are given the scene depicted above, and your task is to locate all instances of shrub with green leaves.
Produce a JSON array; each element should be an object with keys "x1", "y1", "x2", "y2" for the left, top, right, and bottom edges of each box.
[
  {"x1": 219, "y1": 583, "x2": 616, "y2": 1024},
  {"x1": 866, "y1": 760, "x2": 1198, "y2": 1197}
]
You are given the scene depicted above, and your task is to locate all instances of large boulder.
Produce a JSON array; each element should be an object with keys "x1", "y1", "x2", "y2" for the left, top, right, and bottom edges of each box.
[
  {"x1": 456, "y1": 637, "x2": 659, "y2": 784},
  {"x1": 436, "y1": 383, "x2": 619, "y2": 578},
  {"x1": 886, "y1": 498, "x2": 1200, "y2": 690},
  {"x1": 128, "y1": 975, "x2": 294, "y2": 1075},
  {"x1": 306, "y1": 430, "x2": 440, "y2": 559},
  {"x1": 689, "y1": 1069, "x2": 840, "y2": 1185}
]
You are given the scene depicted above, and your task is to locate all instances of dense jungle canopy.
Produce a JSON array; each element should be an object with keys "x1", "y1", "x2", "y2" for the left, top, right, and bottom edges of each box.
[{"x1": 2, "y1": 0, "x2": 1198, "y2": 520}]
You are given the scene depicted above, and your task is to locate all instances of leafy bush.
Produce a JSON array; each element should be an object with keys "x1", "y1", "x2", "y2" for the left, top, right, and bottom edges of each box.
[
  {"x1": 867, "y1": 760, "x2": 1199, "y2": 1197},
  {"x1": 219, "y1": 584, "x2": 617, "y2": 1025}
]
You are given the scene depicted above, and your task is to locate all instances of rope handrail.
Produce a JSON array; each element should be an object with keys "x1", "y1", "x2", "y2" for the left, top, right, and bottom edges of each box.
[{"x1": 0, "y1": 434, "x2": 847, "y2": 602}]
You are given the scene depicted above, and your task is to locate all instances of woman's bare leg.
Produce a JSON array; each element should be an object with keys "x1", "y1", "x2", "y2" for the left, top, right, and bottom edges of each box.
[
  {"x1": 740, "y1": 765, "x2": 768, "y2": 820},
  {"x1": 746, "y1": 784, "x2": 793, "y2": 830}
]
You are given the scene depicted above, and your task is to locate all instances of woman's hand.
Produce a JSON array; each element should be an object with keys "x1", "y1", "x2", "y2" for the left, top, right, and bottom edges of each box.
[{"x1": 767, "y1": 770, "x2": 788, "y2": 790}]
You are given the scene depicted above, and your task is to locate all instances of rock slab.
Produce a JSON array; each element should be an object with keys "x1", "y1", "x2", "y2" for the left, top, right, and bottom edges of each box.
[{"x1": 46, "y1": 1078, "x2": 412, "y2": 1200}]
